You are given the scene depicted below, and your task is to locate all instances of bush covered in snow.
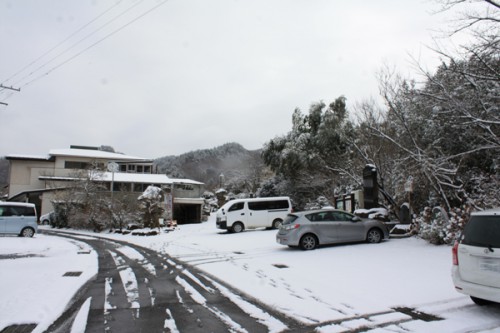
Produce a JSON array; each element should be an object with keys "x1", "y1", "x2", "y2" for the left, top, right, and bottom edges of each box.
[
  {"x1": 138, "y1": 186, "x2": 165, "y2": 229},
  {"x1": 304, "y1": 196, "x2": 333, "y2": 210},
  {"x1": 354, "y1": 208, "x2": 389, "y2": 221},
  {"x1": 202, "y1": 191, "x2": 218, "y2": 214},
  {"x1": 415, "y1": 205, "x2": 472, "y2": 245}
]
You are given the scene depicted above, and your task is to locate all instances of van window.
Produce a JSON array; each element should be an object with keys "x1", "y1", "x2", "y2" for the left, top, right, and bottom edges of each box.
[
  {"x1": 248, "y1": 200, "x2": 289, "y2": 211},
  {"x1": 17, "y1": 206, "x2": 36, "y2": 216},
  {"x1": 228, "y1": 202, "x2": 244, "y2": 212},
  {"x1": 1, "y1": 206, "x2": 36, "y2": 216},
  {"x1": 0, "y1": 206, "x2": 36, "y2": 216},
  {"x1": 0, "y1": 207, "x2": 11, "y2": 216},
  {"x1": 462, "y1": 216, "x2": 500, "y2": 248}
]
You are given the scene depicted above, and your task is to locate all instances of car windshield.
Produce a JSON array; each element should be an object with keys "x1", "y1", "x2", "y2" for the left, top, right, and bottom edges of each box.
[{"x1": 462, "y1": 215, "x2": 500, "y2": 248}]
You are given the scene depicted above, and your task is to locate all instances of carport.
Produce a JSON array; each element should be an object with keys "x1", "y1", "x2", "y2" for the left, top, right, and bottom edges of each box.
[{"x1": 173, "y1": 197, "x2": 204, "y2": 224}]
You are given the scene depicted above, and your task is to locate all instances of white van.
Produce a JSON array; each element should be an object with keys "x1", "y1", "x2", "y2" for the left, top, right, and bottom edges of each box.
[
  {"x1": 452, "y1": 208, "x2": 500, "y2": 305},
  {"x1": 0, "y1": 202, "x2": 38, "y2": 237},
  {"x1": 216, "y1": 197, "x2": 292, "y2": 233}
]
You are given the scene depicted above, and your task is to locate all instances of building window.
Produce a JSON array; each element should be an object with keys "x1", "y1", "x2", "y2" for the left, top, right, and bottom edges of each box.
[
  {"x1": 65, "y1": 161, "x2": 90, "y2": 169},
  {"x1": 94, "y1": 162, "x2": 105, "y2": 170},
  {"x1": 113, "y1": 182, "x2": 131, "y2": 191},
  {"x1": 177, "y1": 184, "x2": 194, "y2": 191}
]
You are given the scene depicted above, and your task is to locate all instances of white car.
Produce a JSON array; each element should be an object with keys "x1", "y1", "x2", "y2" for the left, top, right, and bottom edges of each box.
[
  {"x1": 216, "y1": 197, "x2": 292, "y2": 233},
  {"x1": 40, "y1": 211, "x2": 54, "y2": 225},
  {"x1": 452, "y1": 208, "x2": 500, "y2": 305}
]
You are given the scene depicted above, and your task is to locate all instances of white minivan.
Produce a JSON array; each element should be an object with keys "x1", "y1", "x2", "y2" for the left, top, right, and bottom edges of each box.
[
  {"x1": 452, "y1": 208, "x2": 500, "y2": 305},
  {"x1": 216, "y1": 197, "x2": 292, "y2": 233}
]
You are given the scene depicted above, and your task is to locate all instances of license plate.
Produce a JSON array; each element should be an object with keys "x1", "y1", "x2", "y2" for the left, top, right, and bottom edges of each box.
[{"x1": 480, "y1": 258, "x2": 500, "y2": 273}]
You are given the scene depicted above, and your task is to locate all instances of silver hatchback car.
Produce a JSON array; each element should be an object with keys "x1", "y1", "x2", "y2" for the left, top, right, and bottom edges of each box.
[{"x1": 276, "y1": 209, "x2": 389, "y2": 250}]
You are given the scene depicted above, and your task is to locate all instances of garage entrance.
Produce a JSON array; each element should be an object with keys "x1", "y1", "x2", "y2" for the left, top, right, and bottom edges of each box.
[{"x1": 173, "y1": 198, "x2": 204, "y2": 224}]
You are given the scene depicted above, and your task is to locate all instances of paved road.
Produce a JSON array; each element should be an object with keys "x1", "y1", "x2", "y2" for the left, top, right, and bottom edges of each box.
[{"x1": 42, "y1": 231, "x2": 303, "y2": 333}]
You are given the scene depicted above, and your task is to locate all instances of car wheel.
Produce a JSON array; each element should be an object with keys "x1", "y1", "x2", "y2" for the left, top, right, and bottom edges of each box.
[
  {"x1": 231, "y1": 222, "x2": 244, "y2": 233},
  {"x1": 300, "y1": 234, "x2": 318, "y2": 250},
  {"x1": 367, "y1": 228, "x2": 382, "y2": 243},
  {"x1": 272, "y1": 219, "x2": 283, "y2": 229},
  {"x1": 471, "y1": 296, "x2": 492, "y2": 306},
  {"x1": 21, "y1": 228, "x2": 35, "y2": 238}
]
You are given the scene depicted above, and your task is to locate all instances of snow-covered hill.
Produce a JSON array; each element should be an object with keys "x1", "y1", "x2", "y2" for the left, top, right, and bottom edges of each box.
[{"x1": 155, "y1": 142, "x2": 266, "y2": 191}]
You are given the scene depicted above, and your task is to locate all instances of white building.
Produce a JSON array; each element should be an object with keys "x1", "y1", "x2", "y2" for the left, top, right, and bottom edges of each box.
[{"x1": 6, "y1": 145, "x2": 205, "y2": 224}]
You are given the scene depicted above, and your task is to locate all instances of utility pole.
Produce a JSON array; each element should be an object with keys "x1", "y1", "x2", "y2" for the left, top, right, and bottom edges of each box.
[
  {"x1": 0, "y1": 84, "x2": 21, "y2": 92},
  {"x1": 0, "y1": 84, "x2": 21, "y2": 106}
]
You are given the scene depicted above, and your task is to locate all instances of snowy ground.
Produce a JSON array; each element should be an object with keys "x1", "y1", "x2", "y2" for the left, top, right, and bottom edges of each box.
[
  {"x1": 0, "y1": 234, "x2": 97, "y2": 333},
  {"x1": 1, "y1": 214, "x2": 500, "y2": 332}
]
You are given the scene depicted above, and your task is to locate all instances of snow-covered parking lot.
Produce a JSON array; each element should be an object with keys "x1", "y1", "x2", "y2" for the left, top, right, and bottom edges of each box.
[{"x1": 1, "y1": 215, "x2": 500, "y2": 332}]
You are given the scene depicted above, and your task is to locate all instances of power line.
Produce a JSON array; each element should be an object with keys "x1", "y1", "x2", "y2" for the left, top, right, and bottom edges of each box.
[
  {"x1": 1, "y1": 0, "x2": 125, "y2": 86},
  {"x1": 10, "y1": 0, "x2": 148, "y2": 88},
  {"x1": 0, "y1": 85, "x2": 20, "y2": 106},
  {"x1": 0, "y1": 84, "x2": 20, "y2": 92},
  {"x1": 1, "y1": 0, "x2": 169, "y2": 99}
]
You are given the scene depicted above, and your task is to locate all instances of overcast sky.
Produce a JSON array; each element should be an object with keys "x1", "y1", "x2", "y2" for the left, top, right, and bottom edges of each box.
[{"x1": 0, "y1": 0, "x2": 470, "y2": 159}]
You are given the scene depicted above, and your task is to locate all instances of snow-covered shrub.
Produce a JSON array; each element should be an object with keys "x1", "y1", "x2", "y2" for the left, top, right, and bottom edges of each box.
[
  {"x1": 304, "y1": 196, "x2": 332, "y2": 210},
  {"x1": 257, "y1": 175, "x2": 288, "y2": 198},
  {"x1": 443, "y1": 206, "x2": 471, "y2": 244},
  {"x1": 416, "y1": 207, "x2": 445, "y2": 245},
  {"x1": 202, "y1": 191, "x2": 218, "y2": 214},
  {"x1": 138, "y1": 186, "x2": 165, "y2": 229},
  {"x1": 112, "y1": 193, "x2": 143, "y2": 230},
  {"x1": 354, "y1": 207, "x2": 389, "y2": 221},
  {"x1": 215, "y1": 188, "x2": 228, "y2": 209},
  {"x1": 416, "y1": 205, "x2": 471, "y2": 245}
]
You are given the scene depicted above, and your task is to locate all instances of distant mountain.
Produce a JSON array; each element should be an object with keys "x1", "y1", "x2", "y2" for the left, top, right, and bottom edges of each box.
[{"x1": 154, "y1": 142, "x2": 267, "y2": 192}]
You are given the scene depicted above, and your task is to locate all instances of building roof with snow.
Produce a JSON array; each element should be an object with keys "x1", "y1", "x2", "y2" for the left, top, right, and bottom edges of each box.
[
  {"x1": 38, "y1": 172, "x2": 204, "y2": 186},
  {"x1": 48, "y1": 148, "x2": 151, "y2": 162},
  {"x1": 7, "y1": 145, "x2": 151, "y2": 162}
]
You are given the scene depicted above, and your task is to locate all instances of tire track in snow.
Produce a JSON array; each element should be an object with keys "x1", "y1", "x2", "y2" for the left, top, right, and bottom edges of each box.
[
  {"x1": 114, "y1": 245, "x2": 157, "y2": 276},
  {"x1": 164, "y1": 308, "x2": 180, "y2": 333},
  {"x1": 176, "y1": 275, "x2": 249, "y2": 333},
  {"x1": 107, "y1": 239, "x2": 267, "y2": 332},
  {"x1": 205, "y1": 275, "x2": 289, "y2": 333},
  {"x1": 104, "y1": 277, "x2": 116, "y2": 312},
  {"x1": 43, "y1": 232, "x2": 308, "y2": 332},
  {"x1": 108, "y1": 250, "x2": 140, "y2": 309}
]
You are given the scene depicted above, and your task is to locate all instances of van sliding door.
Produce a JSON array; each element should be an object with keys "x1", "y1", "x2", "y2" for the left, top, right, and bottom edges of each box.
[{"x1": 247, "y1": 201, "x2": 270, "y2": 228}]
